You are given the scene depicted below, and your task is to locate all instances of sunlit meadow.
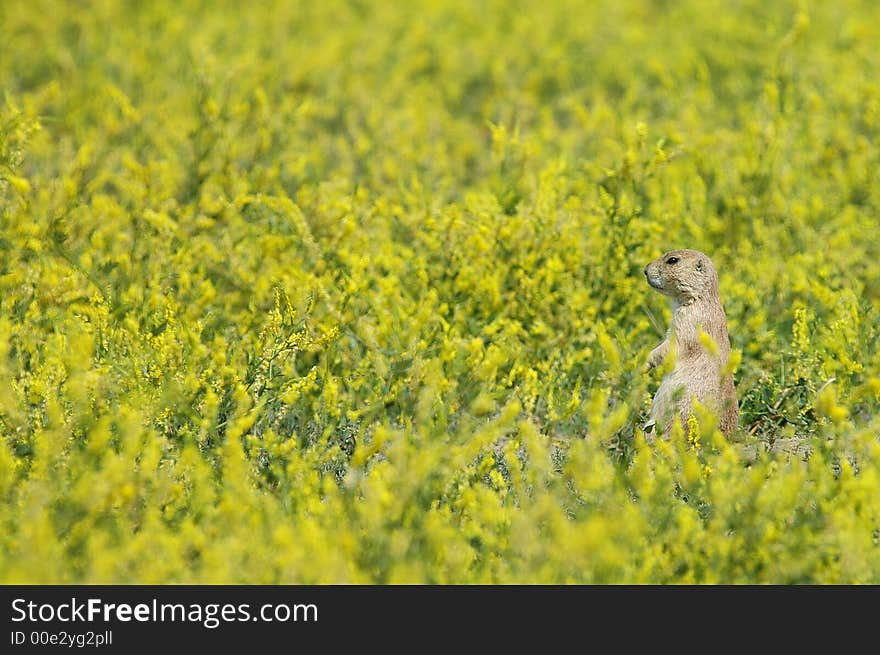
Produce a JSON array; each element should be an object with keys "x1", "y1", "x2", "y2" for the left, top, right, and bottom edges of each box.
[{"x1": 1, "y1": 0, "x2": 879, "y2": 583}]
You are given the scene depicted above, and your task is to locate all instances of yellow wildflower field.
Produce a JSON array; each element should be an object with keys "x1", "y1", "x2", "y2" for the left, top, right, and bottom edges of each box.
[{"x1": 1, "y1": 0, "x2": 879, "y2": 583}]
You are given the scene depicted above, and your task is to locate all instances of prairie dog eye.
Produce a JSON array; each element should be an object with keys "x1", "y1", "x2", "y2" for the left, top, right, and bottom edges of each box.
[{"x1": 665, "y1": 256, "x2": 679, "y2": 265}]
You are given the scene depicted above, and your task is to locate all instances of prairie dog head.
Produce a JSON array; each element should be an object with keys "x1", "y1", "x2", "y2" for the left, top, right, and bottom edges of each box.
[{"x1": 643, "y1": 249, "x2": 719, "y2": 303}]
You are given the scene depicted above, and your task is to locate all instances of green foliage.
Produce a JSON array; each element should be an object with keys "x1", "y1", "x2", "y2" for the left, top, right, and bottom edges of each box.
[{"x1": 1, "y1": 0, "x2": 879, "y2": 583}]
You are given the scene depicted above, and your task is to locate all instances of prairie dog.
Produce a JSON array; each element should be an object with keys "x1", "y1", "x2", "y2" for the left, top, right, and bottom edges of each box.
[{"x1": 644, "y1": 249, "x2": 738, "y2": 436}]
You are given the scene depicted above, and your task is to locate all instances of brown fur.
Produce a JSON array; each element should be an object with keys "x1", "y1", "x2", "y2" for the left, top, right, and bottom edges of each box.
[{"x1": 643, "y1": 249, "x2": 738, "y2": 436}]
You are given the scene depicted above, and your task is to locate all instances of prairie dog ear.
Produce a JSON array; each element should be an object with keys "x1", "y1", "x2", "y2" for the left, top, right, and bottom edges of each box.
[{"x1": 696, "y1": 259, "x2": 704, "y2": 270}]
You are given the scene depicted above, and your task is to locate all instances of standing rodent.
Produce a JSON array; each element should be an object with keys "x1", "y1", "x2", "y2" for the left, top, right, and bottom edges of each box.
[{"x1": 643, "y1": 249, "x2": 738, "y2": 436}]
